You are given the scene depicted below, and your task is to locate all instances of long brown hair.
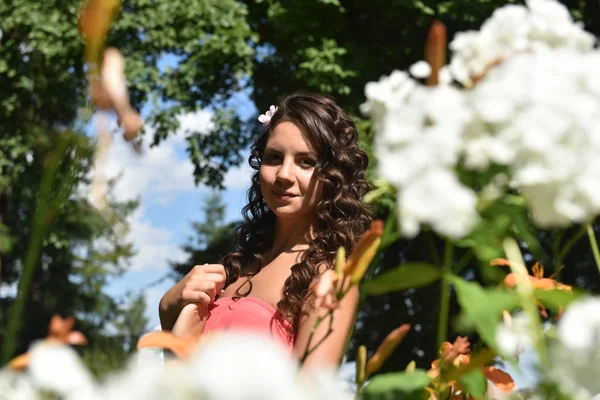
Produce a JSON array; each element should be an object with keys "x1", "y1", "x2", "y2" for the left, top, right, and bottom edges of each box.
[{"x1": 222, "y1": 92, "x2": 372, "y2": 331}]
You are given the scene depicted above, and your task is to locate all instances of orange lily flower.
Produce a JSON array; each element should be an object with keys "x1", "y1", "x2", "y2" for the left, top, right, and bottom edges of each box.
[
  {"x1": 492, "y1": 259, "x2": 572, "y2": 318},
  {"x1": 427, "y1": 337, "x2": 515, "y2": 399},
  {"x1": 366, "y1": 324, "x2": 411, "y2": 376},
  {"x1": 344, "y1": 220, "x2": 384, "y2": 284},
  {"x1": 313, "y1": 222, "x2": 384, "y2": 310},
  {"x1": 492, "y1": 259, "x2": 572, "y2": 293}
]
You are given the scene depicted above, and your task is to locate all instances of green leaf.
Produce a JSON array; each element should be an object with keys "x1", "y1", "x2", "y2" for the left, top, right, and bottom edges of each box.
[
  {"x1": 459, "y1": 369, "x2": 487, "y2": 400},
  {"x1": 535, "y1": 288, "x2": 582, "y2": 311},
  {"x1": 447, "y1": 275, "x2": 519, "y2": 350},
  {"x1": 363, "y1": 263, "x2": 441, "y2": 295},
  {"x1": 380, "y1": 205, "x2": 401, "y2": 249},
  {"x1": 364, "y1": 370, "x2": 430, "y2": 400}
]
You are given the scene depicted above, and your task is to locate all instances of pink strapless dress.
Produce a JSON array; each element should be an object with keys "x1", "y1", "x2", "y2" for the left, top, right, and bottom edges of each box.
[{"x1": 202, "y1": 296, "x2": 295, "y2": 354}]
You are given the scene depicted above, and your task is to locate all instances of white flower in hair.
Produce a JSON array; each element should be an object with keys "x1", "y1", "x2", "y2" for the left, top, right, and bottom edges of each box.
[{"x1": 258, "y1": 105, "x2": 278, "y2": 126}]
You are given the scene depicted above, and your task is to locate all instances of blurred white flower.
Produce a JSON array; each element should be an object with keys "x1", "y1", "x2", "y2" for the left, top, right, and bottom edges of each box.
[
  {"x1": 184, "y1": 332, "x2": 303, "y2": 400},
  {"x1": 365, "y1": 7, "x2": 600, "y2": 238},
  {"x1": 28, "y1": 342, "x2": 96, "y2": 399},
  {"x1": 548, "y1": 297, "x2": 600, "y2": 400},
  {"x1": 546, "y1": 298, "x2": 600, "y2": 399},
  {"x1": 300, "y1": 368, "x2": 355, "y2": 400},
  {"x1": 557, "y1": 298, "x2": 600, "y2": 350},
  {"x1": 398, "y1": 168, "x2": 478, "y2": 238},
  {"x1": 99, "y1": 357, "x2": 166, "y2": 400},
  {"x1": 363, "y1": 71, "x2": 476, "y2": 238},
  {"x1": 449, "y1": 0, "x2": 594, "y2": 85},
  {"x1": 0, "y1": 368, "x2": 37, "y2": 400},
  {"x1": 496, "y1": 312, "x2": 533, "y2": 358}
]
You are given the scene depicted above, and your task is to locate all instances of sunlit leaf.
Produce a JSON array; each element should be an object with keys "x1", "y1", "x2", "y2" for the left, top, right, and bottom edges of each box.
[
  {"x1": 364, "y1": 370, "x2": 430, "y2": 400},
  {"x1": 447, "y1": 275, "x2": 519, "y2": 350},
  {"x1": 363, "y1": 263, "x2": 441, "y2": 295}
]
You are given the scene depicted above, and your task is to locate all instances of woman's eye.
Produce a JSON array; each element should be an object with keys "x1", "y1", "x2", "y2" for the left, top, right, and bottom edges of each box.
[
  {"x1": 299, "y1": 158, "x2": 316, "y2": 168},
  {"x1": 263, "y1": 154, "x2": 281, "y2": 164}
]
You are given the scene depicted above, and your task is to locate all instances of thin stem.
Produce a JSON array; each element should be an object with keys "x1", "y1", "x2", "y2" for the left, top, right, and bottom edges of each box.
[
  {"x1": 436, "y1": 241, "x2": 453, "y2": 350},
  {"x1": 555, "y1": 224, "x2": 586, "y2": 274},
  {"x1": 427, "y1": 231, "x2": 441, "y2": 266},
  {"x1": 587, "y1": 223, "x2": 600, "y2": 276},
  {"x1": 299, "y1": 312, "x2": 334, "y2": 365},
  {"x1": 453, "y1": 250, "x2": 472, "y2": 275},
  {"x1": 503, "y1": 238, "x2": 548, "y2": 366},
  {"x1": 299, "y1": 281, "x2": 354, "y2": 366}
]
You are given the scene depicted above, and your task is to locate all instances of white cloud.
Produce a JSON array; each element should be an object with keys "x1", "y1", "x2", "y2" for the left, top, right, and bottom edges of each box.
[
  {"x1": 223, "y1": 161, "x2": 254, "y2": 190},
  {"x1": 104, "y1": 111, "x2": 216, "y2": 204},
  {"x1": 126, "y1": 207, "x2": 187, "y2": 271}
]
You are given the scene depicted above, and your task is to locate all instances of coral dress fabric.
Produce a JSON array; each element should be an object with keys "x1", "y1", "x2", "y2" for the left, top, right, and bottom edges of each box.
[{"x1": 202, "y1": 296, "x2": 295, "y2": 354}]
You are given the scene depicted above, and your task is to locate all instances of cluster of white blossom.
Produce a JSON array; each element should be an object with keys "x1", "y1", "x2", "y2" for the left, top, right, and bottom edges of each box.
[
  {"x1": 466, "y1": 48, "x2": 600, "y2": 228},
  {"x1": 0, "y1": 332, "x2": 353, "y2": 400},
  {"x1": 449, "y1": 0, "x2": 594, "y2": 86},
  {"x1": 362, "y1": 71, "x2": 478, "y2": 239},
  {"x1": 363, "y1": 0, "x2": 600, "y2": 238}
]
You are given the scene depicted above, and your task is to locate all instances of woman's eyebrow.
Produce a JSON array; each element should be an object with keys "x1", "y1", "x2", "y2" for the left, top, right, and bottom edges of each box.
[
  {"x1": 295, "y1": 151, "x2": 317, "y2": 158},
  {"x1": 264, "y1": 147, "x2": 315, "y2": 158}
]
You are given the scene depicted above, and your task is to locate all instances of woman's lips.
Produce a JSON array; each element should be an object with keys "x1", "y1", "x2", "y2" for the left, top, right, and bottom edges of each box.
[{"x1": 273, "y1": 191, "x2": 297, "y2": 201}]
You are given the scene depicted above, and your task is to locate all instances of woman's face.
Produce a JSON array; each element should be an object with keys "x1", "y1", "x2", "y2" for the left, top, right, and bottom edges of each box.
[{"x1": 259, "y1": 121, "x2": 322, "y2": 221}]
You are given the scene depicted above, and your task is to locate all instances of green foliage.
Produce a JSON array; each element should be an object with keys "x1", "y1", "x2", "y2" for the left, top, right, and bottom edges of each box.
[
  {"x1": 535, "y1": 287, "x2": 582, "y2": 313},
  {"x1": 363, "y1": 370, "x2": 431, "y2": 400},
  {"x1": 447, "y1": 275, "x2": 519, "y2": 351},
  {"x1": 458, "y1": 369, "x2": 487, "y2": 400},
  {"x1": 362, "y1": 263, "x2": 441, "y2": 295}
]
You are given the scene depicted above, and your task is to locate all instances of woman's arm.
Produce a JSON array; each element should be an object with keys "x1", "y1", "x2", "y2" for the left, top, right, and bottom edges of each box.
[{"x1": 293, "y1": 284, "x2": 359, "y2": 371}]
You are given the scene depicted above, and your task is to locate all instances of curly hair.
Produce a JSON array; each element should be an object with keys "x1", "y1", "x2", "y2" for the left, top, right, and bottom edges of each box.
[{"x1": 222, "y1": 92, "x2": 372, "y2": 331}]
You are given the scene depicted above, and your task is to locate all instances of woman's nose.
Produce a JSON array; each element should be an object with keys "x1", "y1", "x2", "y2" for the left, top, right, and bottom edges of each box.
[{"x1": 276, "y1": 158, "x2": 295, "y2": 183}]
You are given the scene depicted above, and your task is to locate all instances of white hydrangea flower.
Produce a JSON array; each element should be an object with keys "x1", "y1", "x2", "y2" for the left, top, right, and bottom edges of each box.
[
  {"x1": 300, "y1": 368, "x2": 355, "y2": 400},
  {"x1": 183, "y1": 332, "x2": 303, "y2": 400},
  {"x1": 365, "y1": 1, "x2": 600, "y2": 238},
  {"x1": 495, "y1": 312, "x2": 533, "y2": 358},
  {"x1": 0, "y1": 368, "x2": 37, "y2": 400},
  {"x1": 549, "y1": 298, "x2": 600, "y2": 399},
  {"x1": 398, "y1": 168, "x2": 478, "y2": 239},
  {"x1": 409, "y1": 60, "x2": 431, "y2": 79},
  {"x1": 99, "y1": 356, "x2": 166, "y2": 400},
  {"x1": 364, "y1": 70, "x2": 476, "y2": 238},
  {"x1": 557, "y1": 298, "x2": 600, "y2": 350},
  {"x1": 28, "y1": 342, "x2": 97, "y2": 399},
  {"x1": 449, "y1": 0, "x2": 595, "y2": 85}
]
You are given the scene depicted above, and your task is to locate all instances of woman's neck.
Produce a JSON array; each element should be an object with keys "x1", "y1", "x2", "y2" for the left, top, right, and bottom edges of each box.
[{"x1": 267, "y1": 215, "x2": 316, "y2": 260}]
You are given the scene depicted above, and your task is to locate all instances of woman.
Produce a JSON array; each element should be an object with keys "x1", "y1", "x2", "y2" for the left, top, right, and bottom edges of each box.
[{"x1": 159, "y1": 92, "x2": 372, "y2": 370}]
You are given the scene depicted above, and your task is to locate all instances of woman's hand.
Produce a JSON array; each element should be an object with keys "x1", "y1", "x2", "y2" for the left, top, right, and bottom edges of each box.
[
  {"x1": 171, "y1": 303, "x2": 208, "y2": 338},
  {"x1": 159, "y1": 264, "x2": 226, "y2": 331}
]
